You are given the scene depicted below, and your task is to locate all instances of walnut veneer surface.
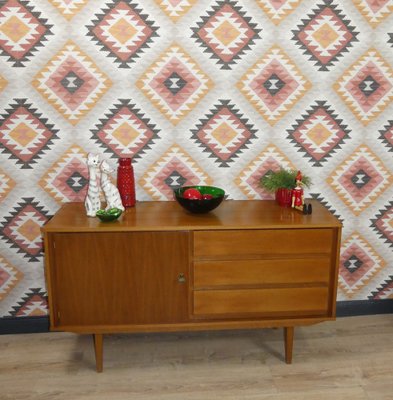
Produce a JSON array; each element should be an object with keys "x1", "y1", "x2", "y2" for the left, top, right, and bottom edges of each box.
[{"x1": 42, "y1": 200, "x2": 342, "y2": 372}]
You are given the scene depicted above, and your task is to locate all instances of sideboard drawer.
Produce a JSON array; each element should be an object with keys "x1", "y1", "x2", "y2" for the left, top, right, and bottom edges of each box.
[
  {"x1": 193, "y1": 287, "x2": 329, "y2": 317},
  {"x1": 194, "y1": 229, "x2": 333, "y2": 259},
  {"x1": 194, "y1": 258, "x2": 331, "y2": 288}
]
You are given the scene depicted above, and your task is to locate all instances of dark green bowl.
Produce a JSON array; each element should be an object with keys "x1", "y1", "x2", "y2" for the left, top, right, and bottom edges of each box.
[
  {"x1": 173, "y1": 186, "x2": 225, "y2": 214},
  {"x1": 96, "y1": 208, "x2": 122, "y2": 222}
]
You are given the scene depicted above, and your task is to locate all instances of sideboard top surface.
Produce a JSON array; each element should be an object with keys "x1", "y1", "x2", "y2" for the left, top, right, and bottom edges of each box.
[{"x1": 42, "y1": 200, "x2": 342, "y2": 233}]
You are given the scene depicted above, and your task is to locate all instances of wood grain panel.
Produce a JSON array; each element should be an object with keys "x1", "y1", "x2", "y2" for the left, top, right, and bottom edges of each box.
[
  {"x1": 52, "y1": 231, "x2": 189, "y2": 327},
  {"x1": 193, "y1": 229, "x2": 333, "y2": 259},
  {"x1": 193, "y1": 287, "x2": 329, "y2": 317},
  {"x1": 194, "y1": 258, "x2": 331, "y2": 288}
]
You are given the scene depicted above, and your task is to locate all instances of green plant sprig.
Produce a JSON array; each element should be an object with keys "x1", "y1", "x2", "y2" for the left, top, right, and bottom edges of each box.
[{"x1": 260, "y1": 168, "x2": 312, "y2": 192}]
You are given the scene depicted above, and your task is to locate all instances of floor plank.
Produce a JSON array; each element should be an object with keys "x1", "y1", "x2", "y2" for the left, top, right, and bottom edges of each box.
[{"x1": 0, "y1": 315, "x2": 392, "y2": 399}]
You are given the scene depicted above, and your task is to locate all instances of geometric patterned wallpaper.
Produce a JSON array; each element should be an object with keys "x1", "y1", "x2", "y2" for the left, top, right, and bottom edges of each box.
[{"x1": 0, "y1": 0, "x2": 392, "y2": 319}]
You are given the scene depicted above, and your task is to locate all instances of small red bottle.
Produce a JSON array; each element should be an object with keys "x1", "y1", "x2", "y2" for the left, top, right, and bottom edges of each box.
[{"x1": 117, "y1": 158, "x2": 136, "y2": 207}]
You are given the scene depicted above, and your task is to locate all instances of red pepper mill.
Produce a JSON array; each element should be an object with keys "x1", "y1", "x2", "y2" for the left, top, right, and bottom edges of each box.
[{"x1": 117, "y1": 158, "x2": 136, "y2": 207}]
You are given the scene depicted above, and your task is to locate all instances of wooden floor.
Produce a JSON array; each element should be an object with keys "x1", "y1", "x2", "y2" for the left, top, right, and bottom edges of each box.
[{"x1": 1, "y1": 314, "x2": 392, "y2": 399}]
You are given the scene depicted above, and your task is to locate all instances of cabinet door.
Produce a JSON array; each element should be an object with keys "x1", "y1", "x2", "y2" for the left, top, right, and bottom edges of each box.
[{"x1": 51, "y1": 231, "x2": 189, "y2": 327}]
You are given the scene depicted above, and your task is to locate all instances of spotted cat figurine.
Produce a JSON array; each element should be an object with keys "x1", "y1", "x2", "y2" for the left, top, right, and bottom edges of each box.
[
  {"x1": 100, "y1": 160, "x2": 125, "y2": 211},
  {"x1": 84, "y1": 153, "x2": 101, "y2": 217}
]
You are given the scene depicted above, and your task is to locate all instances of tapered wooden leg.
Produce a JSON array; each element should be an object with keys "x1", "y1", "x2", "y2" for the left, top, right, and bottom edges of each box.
[
  {"x1": 93, "y1": 334, "x2": 103, "y2": 373},
  {"x1": 284, "y1": 327, "x2": 294, "y2": 364}
]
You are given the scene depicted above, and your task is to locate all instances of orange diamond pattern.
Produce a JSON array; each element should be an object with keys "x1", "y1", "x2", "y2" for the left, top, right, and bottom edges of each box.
[
  {"x1": 137, "y1": 43, "x2": 213, "y2": 125},
  {"x1": 327, "y1": 145, "x2": 392, "y2": 215},
  {"x1": 237, "y1": 46, "x2": 311, "y2": 125},
  {"x1": 32, "y1": 41, "x2": 112, "y2": 125},
  {"x1": 333, "y1": 48, "x2": 393, "y2": 126}
]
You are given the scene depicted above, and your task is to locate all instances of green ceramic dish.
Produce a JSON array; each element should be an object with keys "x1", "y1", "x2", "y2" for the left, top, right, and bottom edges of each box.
[
  {"x1": 173, "y1": 186, "x2": 225, "y2": 214},
  {"x1": 96, "y1": 208, "x2": 122, "y2": 222}
]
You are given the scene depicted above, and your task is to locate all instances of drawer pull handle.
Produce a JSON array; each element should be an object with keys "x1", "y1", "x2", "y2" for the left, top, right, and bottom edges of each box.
[{"x1": 178, "y1": 273, "x2": 186, "y2": 284}]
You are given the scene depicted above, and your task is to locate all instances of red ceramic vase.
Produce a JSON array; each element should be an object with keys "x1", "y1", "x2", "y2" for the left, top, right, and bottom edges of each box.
[
  {"x1": 117, "y1": 158, "x2": 136, "y2": 207},
  {"x1": 275, "y1": 188, "x2": 292, "y2": 207}
]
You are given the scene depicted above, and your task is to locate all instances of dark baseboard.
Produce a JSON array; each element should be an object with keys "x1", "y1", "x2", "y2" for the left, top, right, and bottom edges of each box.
[
  {"x1": 336, "y1": 299, "x2": 393, "y2": 317},
  {"x1": 1, "y1": 300, "x2": 392, "y2": 335},
  {"x1": 0, "y1": 316, "x2": 49, "y2": 335}
]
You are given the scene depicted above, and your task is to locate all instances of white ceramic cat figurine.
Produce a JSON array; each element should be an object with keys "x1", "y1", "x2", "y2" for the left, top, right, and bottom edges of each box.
[
  {"x1": 84, "y1": 153, "x2": 101, "y2": 217},
  {"x1": 100, "y1": 160, "x2": 125, "y2": 211}
]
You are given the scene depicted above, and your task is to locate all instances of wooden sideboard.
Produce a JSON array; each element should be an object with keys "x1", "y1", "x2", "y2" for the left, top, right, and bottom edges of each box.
[{"x1": 42, "y1": 200, "x2": 342, "y2": 372}]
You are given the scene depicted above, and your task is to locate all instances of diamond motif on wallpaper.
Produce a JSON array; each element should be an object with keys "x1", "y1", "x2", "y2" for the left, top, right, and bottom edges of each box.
[
  {"x1": 235, "y1": 144, "x2": 293, "y2": 199},
  {"x1": 256, "y1": 0, "x2": 301, "y2": 25},
  {"x1": 0, "y1": 0, "x2": 53, "y2": 67},
  {"x1": 0, "y1": 99, "x2": 59, "y2": 168},
  {"x1": 91, "y1": 99, "x2": 160, "y2": 160},
  {"x1": 379, "y1": 120, "x2": 393, "y2": 151},
  {"x1": 32, "y1": 41, "x2": 112, "y2": 126},
  {"x1": 339, "y1": 232, "x2": 385, "y2": 298},
  {"x1": 0, "y1": 74, "x2": 7, "y2": 92},
  {"x1": 137, "y1": 44, "x2": 213, "y2": 125},
  {"x1": 47, "y1": 0, "x2": 88, "y2": 20},
  {"x1": 333, "y1": 48, "x2": 393, "y2": 126},
  {"x1": 237, "y1": 45, "x2": 311, "y2": 126},
  {"x1": 352, "y1": 0, "x2": 393, "y2": 28},
  {"x1": 155, "y1": 0, "x2": 197, "y2": 21},
  {"x1": 8, "y1": 288, "x2": 47, "y2": 317},
  {"x1": 292, "y1": 0, "x2": 358, "y2": 72},
  {"x1": 86, "y1": 0, "x2": 159, "y2": 68},
  {"x1": 327, "y1": 145, "x2": 392, "y2": 215},
  {"x1": 369, "y1": 276, "x2": 393, "y2": 300},
  {"x1": 190, "y1": 100, "x2": 257, "y2": 167},
  {"x1": 287, "y1": 100, "x2": 351, "y2": 166},
  {"x1": 1, "y1": 198, "x2": 51, "y2": 262},
  {"x1": 0, "y1": 255, "x2": 23, "y2": 301},
  {"x1": 139, "y1": 144, "x2": 213, "y2": 200},
  {"x1": 0, "y1": 167, "x2": 15, "y2": 201},
  {"x1": 370, "y1": 202, "x2": 393, "y2": 247},
  {"x1": 39, "y1": 145, "x2": 90, "y2": 204},
  {"x1": 191, "y1": 0, "x2": 261, "y2": 70}
]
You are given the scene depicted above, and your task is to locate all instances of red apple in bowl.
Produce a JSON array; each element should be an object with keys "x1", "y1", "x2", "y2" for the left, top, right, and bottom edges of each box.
[{"x1": 183, "y1": 188, "x2": 202, "y2": 200}]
